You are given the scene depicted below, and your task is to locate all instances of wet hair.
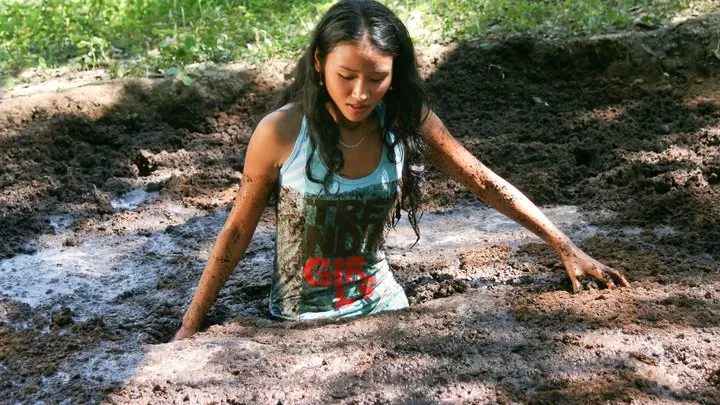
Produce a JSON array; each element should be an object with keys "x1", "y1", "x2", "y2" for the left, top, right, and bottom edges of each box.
[{"x1": 277, "y1": 0, "x2": 429, "y2": 241}]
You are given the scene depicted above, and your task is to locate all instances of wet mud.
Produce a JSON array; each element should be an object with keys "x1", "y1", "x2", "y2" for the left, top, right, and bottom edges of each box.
[{"x1": 1, "y1": 15, "x2": 720, "y2": 404}]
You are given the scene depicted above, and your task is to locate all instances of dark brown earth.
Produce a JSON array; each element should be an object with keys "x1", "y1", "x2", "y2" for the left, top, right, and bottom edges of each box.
[{"x1": 1, "y1": 14, "x2": 720, "y2": 404}]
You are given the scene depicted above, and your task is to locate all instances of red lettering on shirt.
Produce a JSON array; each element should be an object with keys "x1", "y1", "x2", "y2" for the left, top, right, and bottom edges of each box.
[
  {"x1": 302, "y1": 256, "x2": 376, "y2": 309},
  {"x1": 303, "y1": 257, "x2": 332, "y2": 287}
]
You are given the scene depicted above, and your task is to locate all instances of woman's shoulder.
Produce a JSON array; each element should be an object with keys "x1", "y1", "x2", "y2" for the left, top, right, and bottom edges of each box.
[
  {"x1": 254, "y1": 103, "x2": 304, "y2": 147},
  {"x1": 247, "y1": 103, "x2": 304, "y2": 168}
]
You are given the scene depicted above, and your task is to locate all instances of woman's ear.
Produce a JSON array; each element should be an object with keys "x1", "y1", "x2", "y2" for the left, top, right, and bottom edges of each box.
[{"x1": 314, "y1": 48, "x2": 322, "y2": 73}]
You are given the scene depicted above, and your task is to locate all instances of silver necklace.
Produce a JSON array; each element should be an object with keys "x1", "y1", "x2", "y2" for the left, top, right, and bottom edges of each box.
[
  {"x1": 338, "y1": 111, "x2": 376, "y2": 148},
  {"x1": 339, "y1": 133, "x2": 367, "y2": 148}
]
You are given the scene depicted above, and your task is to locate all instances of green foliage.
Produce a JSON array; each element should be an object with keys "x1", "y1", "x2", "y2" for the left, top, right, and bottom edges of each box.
[
  {"x1": 166, "y1": 65, "x2": 193, "y2": 86},
  {"x1": 0, "y1": 0, "x2": 320, "y2": 83},
  {"x1": 77, "y1": 36, "x2": 110, "y2": 69},
  {"x1": 0, "y1": 0, "x2": 716, "y2": 85}
]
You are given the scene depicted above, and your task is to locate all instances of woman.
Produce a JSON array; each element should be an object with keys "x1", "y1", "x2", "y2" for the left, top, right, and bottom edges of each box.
[{"x1": 175, "y1": 0, "x2": 629, "y2": 340}]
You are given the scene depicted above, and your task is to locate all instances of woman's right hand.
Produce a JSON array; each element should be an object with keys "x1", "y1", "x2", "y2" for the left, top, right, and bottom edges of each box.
[
  {"x1": 173, "y1": 324, "x2": 198, "y2": 341},
  {"x1": 174, "y1": 106, "x2": 294, "y2": 342}
]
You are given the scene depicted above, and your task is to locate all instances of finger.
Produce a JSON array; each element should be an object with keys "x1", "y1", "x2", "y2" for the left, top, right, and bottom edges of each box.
[
  {"x1": 577, "y1": 263, "x2": 608, "y2": 286},
  {"x1": 173, "y1": 329, "x2": 190, "y2": 341},
  {"x1": 567, "y1": 273, "x2": 582, "y2": 294},
  {"x1": 603, "y1": 275, "x2": 616, "y2": 289},
  {"x1": 579, "y1": 263, "x2": 618, "y2": 290},
  {"x1": 595, "y1": 265, "x2": 617, "y2": 289},
  {"x1": 562, "y1": 257, "x2": 583, "y2": 293},
  {"x1": 592, "y1": 264, "x2": 631, "y2": 289},
  {"x1": 605, "y1": 268, "x2": 631, "y2": 288}
]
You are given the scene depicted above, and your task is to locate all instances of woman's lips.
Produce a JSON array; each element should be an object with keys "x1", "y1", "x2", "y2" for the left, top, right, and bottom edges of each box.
[{"x1": 348, "y1": 104, "x2": 369, "y2": 113}]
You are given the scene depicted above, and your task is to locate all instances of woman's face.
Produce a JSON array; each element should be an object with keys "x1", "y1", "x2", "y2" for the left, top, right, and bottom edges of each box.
[{"x1": 316, "y1": 38, "x2": 393, "y2": 125}]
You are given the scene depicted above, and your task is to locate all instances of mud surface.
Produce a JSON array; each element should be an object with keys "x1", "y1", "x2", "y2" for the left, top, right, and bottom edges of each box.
[{"x1": 1, "y1": 15, "x2": 720, "y2": 404}]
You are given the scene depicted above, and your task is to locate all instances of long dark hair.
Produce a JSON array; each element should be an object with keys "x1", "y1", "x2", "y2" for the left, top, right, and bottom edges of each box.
[{"x1": 277, "y1": 0, "x2": 429, "y2": 241}]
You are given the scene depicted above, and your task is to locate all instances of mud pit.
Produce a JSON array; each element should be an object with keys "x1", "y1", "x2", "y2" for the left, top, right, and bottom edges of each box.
[{"x1": 2, "y1": 15, "x2": 720, "y2": 404}]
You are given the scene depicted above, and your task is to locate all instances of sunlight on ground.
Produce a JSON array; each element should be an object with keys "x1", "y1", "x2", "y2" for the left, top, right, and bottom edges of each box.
[
  {"x1": 580, "y1": 105, "x2": 626, "y2": 122},
  {"x1": 619, "y1": 145, "x2": 703, "y2": 165}
]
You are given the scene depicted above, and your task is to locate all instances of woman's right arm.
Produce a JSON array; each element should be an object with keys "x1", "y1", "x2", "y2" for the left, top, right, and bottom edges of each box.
[{"x1": 174, "y1": 109, "x2": 296, "y2": 340}]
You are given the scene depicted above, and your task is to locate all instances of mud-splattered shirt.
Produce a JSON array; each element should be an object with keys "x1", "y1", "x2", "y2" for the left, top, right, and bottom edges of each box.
[{"x1": 270, "y1": 106, "x2": 409, "y2": 320}]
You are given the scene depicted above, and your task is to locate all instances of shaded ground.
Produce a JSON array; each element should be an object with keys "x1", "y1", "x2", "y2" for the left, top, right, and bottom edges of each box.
[{"x1": 1, "y1": 14, "x2": 720, "y2": 404}]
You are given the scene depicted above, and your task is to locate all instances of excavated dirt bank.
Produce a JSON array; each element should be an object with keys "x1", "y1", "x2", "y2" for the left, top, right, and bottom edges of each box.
[{"x1": 1, "y1": 14, "x2": 719, "y2": 404}]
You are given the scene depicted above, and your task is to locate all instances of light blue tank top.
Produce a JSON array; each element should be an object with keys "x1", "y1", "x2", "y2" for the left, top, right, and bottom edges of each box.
[{"x1": 270, "y1": 105, "x2": 409, "y2": 320}]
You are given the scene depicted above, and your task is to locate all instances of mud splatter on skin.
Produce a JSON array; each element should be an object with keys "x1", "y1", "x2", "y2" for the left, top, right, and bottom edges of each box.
[
  {"x1": 423, "y1": 111, "x2": 630, "y2": 292},
  {"x1": 178, "y1": 174, "x2": 277, "y2": 335}
]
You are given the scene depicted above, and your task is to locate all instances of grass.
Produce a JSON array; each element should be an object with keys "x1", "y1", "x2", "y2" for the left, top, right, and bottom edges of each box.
[{"x1": 1, "y1": 0, "x2": 718, "y2": 88}]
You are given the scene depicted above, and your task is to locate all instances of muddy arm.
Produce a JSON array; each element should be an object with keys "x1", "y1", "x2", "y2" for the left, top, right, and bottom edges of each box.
[
  {"x1": 421, "y1": 110, "x2": 629, "y2": 292},
  {"x1": 176, "y1": 111, "x2": 293, "y2": 340},
  {"x1": 176, "y1": 174, "x2": 275, "y2": 339}
]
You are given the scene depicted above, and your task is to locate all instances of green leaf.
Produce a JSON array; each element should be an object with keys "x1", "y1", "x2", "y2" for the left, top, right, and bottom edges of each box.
[
  {"x1": 166, "y1": 66, "x2": 180, "y2": 76},
  {"x1": 179, "y1": 75, "x2": 193, "y2": 86},
  {"x1": 183, "y1": 35, "x2": 197, "y2": 49}
]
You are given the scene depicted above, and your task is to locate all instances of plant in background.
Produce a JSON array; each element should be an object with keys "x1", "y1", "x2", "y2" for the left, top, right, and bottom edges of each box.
[
  {"x1": 76, "y1": 36, "x2": 110, "y2": 69},
  {"x1": 391, "y1": 2, "x2": 444, "y2": 44},
  {"x1": 1, "y1": 0, "x2": 718, "y2": 88},
  {"x1": 245, "y1": 28, "x2": 275, "y2": 65},
  {"x1": 213, "y1": 33, "x2": 237, "y2": 63},
  {"x1": 166, "y1": 66, "x2": 193, "y2": 86},
  {"x1": 159, "y1": 33, "x2": 201, "y2": 64},
  {"x1": 156, "y1": 33, "x2": 203, "y2": 84},
  {"x1": 108, "y1": 61, "x2": 127, "y2": 79}
]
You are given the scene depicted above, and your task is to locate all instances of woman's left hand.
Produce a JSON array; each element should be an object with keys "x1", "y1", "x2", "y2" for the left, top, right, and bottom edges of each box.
[
  {"x1": 420, "y1": 111, "x2": 631, "y2": 294},
  {"x1": 559, "y1": 243, "x2": 630, "y2": 293}
]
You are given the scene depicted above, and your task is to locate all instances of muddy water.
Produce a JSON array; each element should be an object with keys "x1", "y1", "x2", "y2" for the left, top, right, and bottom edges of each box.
[
  {"x1": 0, "y1": 194, "x2": 610, "y2": 403},
  {"x1": 0, "y1": 198, "x2": 593, "y2": 318},
  {"x1": 2, "y1": 191, "x2": 189, "y2": 314},
  {"x1": 2, "y1": 195, "x2": 717, "y2": 404},
  {"x1": 387, "y1": 201, "x2": 599, "y2": 250}
]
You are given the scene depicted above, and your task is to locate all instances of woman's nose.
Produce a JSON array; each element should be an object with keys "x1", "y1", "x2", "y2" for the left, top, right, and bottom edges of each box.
[{"x1": 352, "y1": 81, "x2": 369, "y2": 101}]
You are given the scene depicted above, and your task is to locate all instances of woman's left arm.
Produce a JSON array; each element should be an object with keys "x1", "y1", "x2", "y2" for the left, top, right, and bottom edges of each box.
[{"x1": 422, "y1": 110, "x2": 629, "y2": 293}]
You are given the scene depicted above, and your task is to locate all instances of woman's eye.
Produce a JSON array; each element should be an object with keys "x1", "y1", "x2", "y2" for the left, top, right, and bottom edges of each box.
[{"x1": 339, "y1": 74, "x2": 353, "y2": 81}]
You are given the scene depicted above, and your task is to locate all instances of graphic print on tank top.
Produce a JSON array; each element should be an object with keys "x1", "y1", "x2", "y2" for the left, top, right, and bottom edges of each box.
[{"x1": 270, "y1": 104, "x2": 408, "y2": 320}]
